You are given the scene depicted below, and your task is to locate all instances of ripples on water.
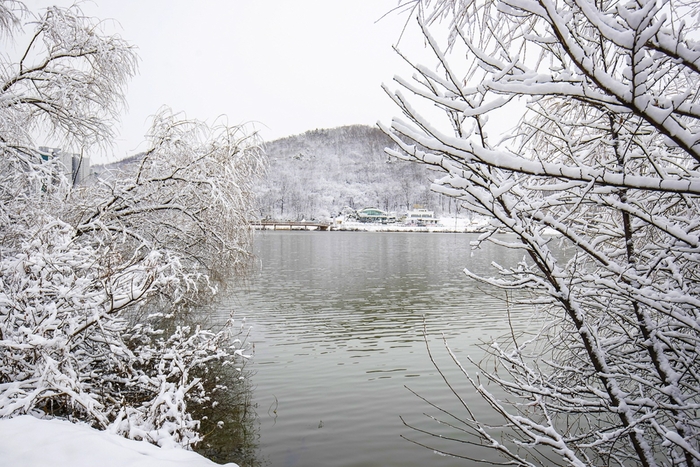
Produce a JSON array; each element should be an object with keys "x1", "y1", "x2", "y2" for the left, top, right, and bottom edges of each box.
[{"x1": 217, "y1": 231, "x2": 544, "y2": 467}]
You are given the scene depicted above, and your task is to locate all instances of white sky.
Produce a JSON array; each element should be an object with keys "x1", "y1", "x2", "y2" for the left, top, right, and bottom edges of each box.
[{"x1": 22, "y1": 0, "x2": 426, "y2": 162}]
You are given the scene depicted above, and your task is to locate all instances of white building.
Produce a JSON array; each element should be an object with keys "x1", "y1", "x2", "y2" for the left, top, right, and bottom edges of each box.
[
  {"x1": 405, "y1": 207, "x2": 439, "y2": 226},
  {"x1": 38, "y1": 146, "x2": 90, "y2": 186}
]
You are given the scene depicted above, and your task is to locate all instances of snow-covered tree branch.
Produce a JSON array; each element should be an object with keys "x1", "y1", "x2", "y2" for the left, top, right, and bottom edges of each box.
[
  {"x1": 0, "y1": 1, "x2": 263, "y2": 450},
  {"x1": 383, "y1": 1, "x2": 700, "y2": 465}
]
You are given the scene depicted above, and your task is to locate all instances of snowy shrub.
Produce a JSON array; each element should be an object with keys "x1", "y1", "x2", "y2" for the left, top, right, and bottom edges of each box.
[
  {"x1": 0, "y1": 197, "x2": 254, "y2": 447},
  {"x1": 383, "y1": 0, "x2": 700, "y2": 466},
  {"x1": 109, "y1": 322, "x2": 251, "y2": 449}
]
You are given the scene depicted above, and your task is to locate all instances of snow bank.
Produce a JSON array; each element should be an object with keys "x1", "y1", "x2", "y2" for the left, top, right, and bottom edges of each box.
[
  {"x1": 0, "y1": 416, "x2": 237, "y2": 467},
  {"x1": 333, "y1": 216, "x2": 489, "y2": 232}
]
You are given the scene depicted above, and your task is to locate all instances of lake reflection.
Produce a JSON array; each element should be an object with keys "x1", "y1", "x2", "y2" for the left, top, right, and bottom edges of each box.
[{"x1": 219, "y1": 231, "x2": 538, "y2": 467}]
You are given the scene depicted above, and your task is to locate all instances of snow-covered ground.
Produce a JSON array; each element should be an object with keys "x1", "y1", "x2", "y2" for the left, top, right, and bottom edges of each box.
[{"x1": 0, "y1": 416, "x2": 237, "y2": 467}]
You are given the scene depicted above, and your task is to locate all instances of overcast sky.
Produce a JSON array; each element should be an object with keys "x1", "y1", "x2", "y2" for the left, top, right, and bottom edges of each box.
[{"x1": 22, "y1": 0, "x2": 426, "y2": 161}]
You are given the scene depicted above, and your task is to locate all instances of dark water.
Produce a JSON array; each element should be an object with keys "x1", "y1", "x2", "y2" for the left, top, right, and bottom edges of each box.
[{"x1": 219, "y1": 231, "x2": 539, "y2": 467}]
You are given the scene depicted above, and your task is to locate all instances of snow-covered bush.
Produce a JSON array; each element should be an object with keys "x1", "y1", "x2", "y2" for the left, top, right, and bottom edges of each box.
[
  {"x1": 383, "y1": 0, "x2": 700, "y2": 465},
  {"x1": 108, "y1": 320, "x2": 251, "y2": 449},
  {"x1": 0, "y1": 1, "x2": 262, "y2": 450}
]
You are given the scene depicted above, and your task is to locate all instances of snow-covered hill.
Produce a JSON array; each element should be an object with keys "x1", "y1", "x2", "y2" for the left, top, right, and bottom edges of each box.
[{"x1": 255, "y1": 124, "x2": 456, "y2": 221}]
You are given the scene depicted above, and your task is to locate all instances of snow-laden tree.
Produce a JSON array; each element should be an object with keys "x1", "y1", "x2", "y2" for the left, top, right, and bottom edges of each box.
[
  {"x1": 0, "y1": 1, "x2": 263, "y2": 449},
  {"x1": 0, "y1": 0, "x2": 136, "y2": 246},
  {"x1": 382, "y1": 0, "x2": 700, "y2": 465}
]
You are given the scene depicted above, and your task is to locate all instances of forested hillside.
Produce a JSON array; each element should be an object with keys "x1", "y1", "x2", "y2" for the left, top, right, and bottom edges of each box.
[{"x1": 255, "y1": 125, "x2": 455, "y2": 221}]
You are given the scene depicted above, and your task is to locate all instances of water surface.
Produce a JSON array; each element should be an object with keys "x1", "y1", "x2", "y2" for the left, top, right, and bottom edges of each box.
[{"x1": 221, "y1": 231, "x2": 538, "y2": 467}]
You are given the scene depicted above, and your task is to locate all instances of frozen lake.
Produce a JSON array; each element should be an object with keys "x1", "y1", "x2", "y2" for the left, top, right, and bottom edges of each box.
[{"x1": 211, "y1": 231, "x2": 540, "y2": 467}]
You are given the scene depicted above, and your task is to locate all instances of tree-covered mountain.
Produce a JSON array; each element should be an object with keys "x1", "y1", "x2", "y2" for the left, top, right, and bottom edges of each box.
[{"x1": 255, "y1": 124, "x2": 456, "y2": 221}]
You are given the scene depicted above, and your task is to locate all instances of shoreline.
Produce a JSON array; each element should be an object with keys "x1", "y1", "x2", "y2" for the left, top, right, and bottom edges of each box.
[{"x1": 253, "y1": 219, "x2": 490, "y2": 233}]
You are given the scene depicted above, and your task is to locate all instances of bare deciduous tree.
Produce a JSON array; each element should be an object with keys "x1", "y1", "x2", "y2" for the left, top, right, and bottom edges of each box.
[{"x1": 382, "y1": 1, "x2": 700, "y2": 465}]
